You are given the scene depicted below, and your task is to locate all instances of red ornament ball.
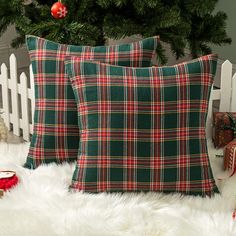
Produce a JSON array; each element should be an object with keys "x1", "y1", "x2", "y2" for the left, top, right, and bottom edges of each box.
[{"x1": 51, "y1": 2, "x2": 68, "y2": 19}]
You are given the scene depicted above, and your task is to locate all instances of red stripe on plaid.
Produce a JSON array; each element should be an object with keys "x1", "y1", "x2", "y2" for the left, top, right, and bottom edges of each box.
[{"x1": 36, "y1": 101, "x2": 75, "y2": 109}]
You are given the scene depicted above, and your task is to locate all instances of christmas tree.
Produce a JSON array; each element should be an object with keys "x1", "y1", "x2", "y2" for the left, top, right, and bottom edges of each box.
[{"x1": 0, "y1": 0, "x2": 231, "y2": 64}]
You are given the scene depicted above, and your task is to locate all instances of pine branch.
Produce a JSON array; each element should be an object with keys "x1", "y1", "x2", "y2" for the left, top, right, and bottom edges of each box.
[
  {"x1": 156, "y1": 43, "x2": 168, "y2": 65},
  {"x1": 103, "y1": 14, "x2": 143, "y2": 39}
]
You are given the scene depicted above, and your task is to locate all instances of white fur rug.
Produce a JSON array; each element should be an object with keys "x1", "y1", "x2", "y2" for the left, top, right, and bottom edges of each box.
[{"x1": 0, "y1": 141, "x2": 236, "y2": 236}]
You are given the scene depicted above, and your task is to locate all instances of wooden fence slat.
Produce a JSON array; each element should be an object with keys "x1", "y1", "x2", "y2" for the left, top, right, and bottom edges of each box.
[
  {"x1": 9, "y1": 54, "x2": 20, "y2": 136},
  {"x1": 219, "y1": 60, "x2": 232, "y2": 112},
  {"x1": 0, "y1": 63, "x2": 10, "y2": 130},
  {"x1": 231, "y1": 73, "x2": 236, "y2": 111},
  {"x1": 206, "y1": 86, "x2": 214, "y2": 139},
  {"x1": 29, "y1": 65, "x2": 35, "y2": 129},
  {"x1": 20, "y1": 72, "x2": 30, "y2": 141}
]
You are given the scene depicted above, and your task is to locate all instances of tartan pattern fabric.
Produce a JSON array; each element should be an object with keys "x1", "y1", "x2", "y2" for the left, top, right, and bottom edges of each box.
[
  {"x1": 65, "y1": 54, "x2": 219, "y2": 196},
  {"x1": 25, "y1": 35, "x2": 158, "y2": 168}
]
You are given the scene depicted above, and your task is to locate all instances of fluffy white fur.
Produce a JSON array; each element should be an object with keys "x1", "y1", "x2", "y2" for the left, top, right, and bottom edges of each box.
[{"x1": 0, "y1": 141, "x2": 236, "y2": 236}]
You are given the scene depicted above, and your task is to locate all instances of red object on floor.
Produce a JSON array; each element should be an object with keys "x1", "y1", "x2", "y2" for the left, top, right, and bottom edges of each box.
[
  {"x1": 0, "y1": 171, "x2": 19, "y2": 191},
  {"x1": 232, "y1": 210, "x2": 236, "y2": 220}
]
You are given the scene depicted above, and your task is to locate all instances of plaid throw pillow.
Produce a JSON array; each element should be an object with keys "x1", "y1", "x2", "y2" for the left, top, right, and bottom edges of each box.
[
  {"x1": 25, "y1": 35, "x2": 159, "y2": 168},
  {"x1": 65, "y1": 54, "x2": 219, "y2": 196}
]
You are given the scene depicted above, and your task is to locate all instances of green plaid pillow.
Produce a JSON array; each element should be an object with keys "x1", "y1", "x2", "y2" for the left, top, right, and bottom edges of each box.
[
  {"x1": 65, "y1": 54, "x2": 219, "y2": 196},
  {"x1": 25, "y1": 35, "x2": 159, "y2": 169}
]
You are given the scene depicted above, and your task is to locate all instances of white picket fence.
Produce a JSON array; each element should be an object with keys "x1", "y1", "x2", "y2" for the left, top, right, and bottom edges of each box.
[
  {"x1": 0, "y1": 54, "x2": 35, "y2": 141},
  {"x1": 0, "y1": 54, "x2": 236, "y2": 141}
]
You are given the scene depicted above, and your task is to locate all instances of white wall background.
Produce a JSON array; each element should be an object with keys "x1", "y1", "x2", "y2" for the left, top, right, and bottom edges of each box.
[
  {"x1": 213, "y1": 0, "x2": 236, "y2": 64},
  {"x1": 0, "y1": 25, "x2": 30, "y2": 72}
]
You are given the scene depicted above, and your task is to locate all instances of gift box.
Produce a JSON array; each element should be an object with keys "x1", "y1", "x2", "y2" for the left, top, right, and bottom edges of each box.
[
  {"x1": 224, "y1": 139, "x2": 236, "y2": 176},
  {"x1": 212, "y1": 112, "x2": 236, "y2": 148}
]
